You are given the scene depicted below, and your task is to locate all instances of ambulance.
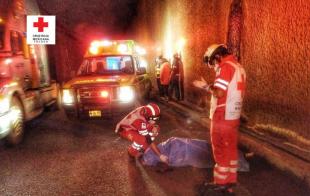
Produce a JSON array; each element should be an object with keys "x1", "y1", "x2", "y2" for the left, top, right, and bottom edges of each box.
[{"x1": 61, "y1": 40, "x2": 152, "y2": 119}]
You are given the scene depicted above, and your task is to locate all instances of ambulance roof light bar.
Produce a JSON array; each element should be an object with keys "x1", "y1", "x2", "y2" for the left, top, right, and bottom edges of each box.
[{"x1": 88, "y1": 39, "x2": 146, "y2": 56}]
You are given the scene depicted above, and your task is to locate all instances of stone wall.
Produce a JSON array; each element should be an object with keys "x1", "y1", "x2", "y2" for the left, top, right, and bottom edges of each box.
[{"x1": 132, "y1": 0, "x2": 310, "y2": 139}]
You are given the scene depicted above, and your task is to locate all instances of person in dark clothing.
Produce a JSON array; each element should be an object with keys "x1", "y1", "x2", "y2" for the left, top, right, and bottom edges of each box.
[
  {"x1": 169, "y1": 53, "x2": 184, "y2": 101},
  {"x1": 155, "y1": 55, "x2": 164, "y2": 97}
]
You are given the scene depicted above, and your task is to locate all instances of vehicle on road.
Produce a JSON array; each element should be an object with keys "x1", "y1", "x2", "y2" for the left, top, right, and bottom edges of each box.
[
  {"x1": 61, "y1": 40, "x2": 152, "y2": 119},
  {"x1": 0, "y1": 0, "x2": 59, "y2": 145}
]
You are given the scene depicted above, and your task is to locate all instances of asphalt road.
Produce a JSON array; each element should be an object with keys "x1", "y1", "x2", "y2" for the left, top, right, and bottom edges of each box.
[{"x1": 0, "y1": 103, "x2": 309, "y2": 196}]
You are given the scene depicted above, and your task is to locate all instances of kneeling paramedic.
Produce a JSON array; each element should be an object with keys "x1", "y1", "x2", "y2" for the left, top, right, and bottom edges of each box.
[{"x1": 115, "y1": 103, "x2": 168, "y2": 164}]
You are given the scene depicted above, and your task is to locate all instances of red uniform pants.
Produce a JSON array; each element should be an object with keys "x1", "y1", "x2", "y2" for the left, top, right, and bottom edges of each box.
[
  {"x1": 211, "y1": 111, "x2": 239, "y2": 185},
  {"x1": 119, "y1": 130, "x2": 149, "y2": 157}
]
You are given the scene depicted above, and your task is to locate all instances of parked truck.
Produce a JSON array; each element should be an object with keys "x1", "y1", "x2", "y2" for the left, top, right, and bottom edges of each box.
[{"x1": 0, "y1": 0, "x2": 58, "y2": 145}]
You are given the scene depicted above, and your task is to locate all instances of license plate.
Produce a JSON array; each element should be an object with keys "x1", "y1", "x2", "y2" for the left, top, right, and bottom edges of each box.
[{"x1": 89, "y1": 110, "x2": 101, "y2": 117}]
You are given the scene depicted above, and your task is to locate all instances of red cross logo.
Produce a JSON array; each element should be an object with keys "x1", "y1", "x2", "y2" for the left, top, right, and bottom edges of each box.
[
  {"x1": 237, "y1": 74, "x2": 245, "y2": 91},
  {"x1": 33, "y1": 17, "x2": 48, "y2": 32},
  {"x1": 237, "y1": 74, "x2": 246, "y2": 96}
]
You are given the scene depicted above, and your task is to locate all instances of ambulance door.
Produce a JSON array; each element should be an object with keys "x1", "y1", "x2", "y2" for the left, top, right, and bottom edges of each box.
[{"x1": 134, "y1": 56, "x2": 146, "y2": 98}]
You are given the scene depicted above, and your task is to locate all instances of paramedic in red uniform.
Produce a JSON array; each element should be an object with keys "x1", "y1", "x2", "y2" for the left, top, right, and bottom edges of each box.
[
  {"x1": 193, "y1": 44, "x2": 246, "y2": 195},
  {"x1": 115, "y1": 103, "x2": 168, "y2": 164},
  {"x1": 160, "y1": 58, "x2": 171, "y2": 101}
]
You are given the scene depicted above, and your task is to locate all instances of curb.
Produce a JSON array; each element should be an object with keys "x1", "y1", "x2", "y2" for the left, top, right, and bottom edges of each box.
[{"x1": 158, "y1": 98, "x2": 310, "y2": 187}]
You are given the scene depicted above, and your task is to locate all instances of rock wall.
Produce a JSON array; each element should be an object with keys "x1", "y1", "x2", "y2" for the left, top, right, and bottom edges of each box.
[{"x1": 132, "y1": 0, "x2": 310, "y2": 139}]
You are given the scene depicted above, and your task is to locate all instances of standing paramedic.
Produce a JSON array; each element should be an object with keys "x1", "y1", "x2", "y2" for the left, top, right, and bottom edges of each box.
[
  {"x1": 193, "y1": 44, "x2": 246, "y2": 195},
  {"x1": 159, "y1": 58, "x2": 171, "y2": 101},
  {"x1": 115, "y1": 103, "x2": 169, "y2": 164}
]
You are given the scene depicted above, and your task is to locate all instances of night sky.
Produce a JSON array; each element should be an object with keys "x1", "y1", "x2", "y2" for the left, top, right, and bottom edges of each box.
[{"x1": 37, "y1": 0, "x2": 140, "y2": 40}]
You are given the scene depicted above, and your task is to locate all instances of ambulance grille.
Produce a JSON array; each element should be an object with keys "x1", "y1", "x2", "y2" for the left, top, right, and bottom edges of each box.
[{"x1": 77, "y1": 86, "x2": 117, "y2": 104}]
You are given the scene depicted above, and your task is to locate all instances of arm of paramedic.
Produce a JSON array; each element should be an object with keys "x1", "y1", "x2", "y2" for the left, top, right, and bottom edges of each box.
[
  {"x1": 211, "y1": 87, "x2": 225, "y2": 98},
  {"x1": 211, "y1": 64, "x2": 234, "y2": 98},
  {"x1": 150, "y1": 142, "x2": 162, "y2": 157},
  {"x1": 151, "y1": 143, "x2": 168, "y2": 163}
]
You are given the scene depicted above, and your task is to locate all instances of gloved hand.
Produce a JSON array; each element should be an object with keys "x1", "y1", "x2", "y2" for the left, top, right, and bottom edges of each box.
[
  {"x1": 193, "y1": 79, "x2": 207, "y2": 89},
  {"x1": 159, "y1": 154, "x2": 169, "y2": 164},
  {"x1": 193, "y1": 77, "x2": 212, "y2": 92},
  {"x1": 202, "y1": 84, "x2": 214, "y2": 92},
  {"x1": 193, "y1": 81, "x2": 213, "y2": 92}
]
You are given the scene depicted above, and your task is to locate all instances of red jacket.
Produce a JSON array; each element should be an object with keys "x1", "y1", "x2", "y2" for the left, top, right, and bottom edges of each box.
[{"x1": 160, "y1": 62, "x2": 171, "y2": 85}]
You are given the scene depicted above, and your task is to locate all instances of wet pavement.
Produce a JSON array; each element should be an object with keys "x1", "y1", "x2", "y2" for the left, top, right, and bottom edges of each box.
[{"x1": 0, "y1": 102, "x2": 309, "y2": 196}]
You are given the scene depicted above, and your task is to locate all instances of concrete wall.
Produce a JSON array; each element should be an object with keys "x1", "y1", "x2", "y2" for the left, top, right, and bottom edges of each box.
[{"x1": 132, "y1": 0, "x2": 310, "y2": 139}]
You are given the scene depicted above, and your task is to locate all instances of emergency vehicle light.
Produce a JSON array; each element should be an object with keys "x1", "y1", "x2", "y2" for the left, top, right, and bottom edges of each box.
[
  {"x1": 62, "y1": 89, "x2": 74, "y2": 105},
  {"x1": 90, "y1": 40, "x2": 112, "y2": 47},
  {"x1": 119, "y1": 86, "x2": 134, "y2": 102},
  {"x1": 87, "y1": 39, "x2": 143, "y2": 56},
  {"x1": 4, "y1": 59, "x2": 12, "y2": 65},
  {"x1": 100, "y1": 90, "x2": 109, "y2": 98},
  {"x1": 117, "y1": 44, "x2": 128, "y2": 53},
  {"x1": 0, "y1": 97, "x2": 10, "y2": 114},
  {"x1": 135, "y1": 46, "x2": 146, "y2": 55},
  {"x1": 89, "y1": 46, "x2": 99, "y2": 55},
  {"x1": 89, "y1": 40, "x2": 113, "y2": 55}
]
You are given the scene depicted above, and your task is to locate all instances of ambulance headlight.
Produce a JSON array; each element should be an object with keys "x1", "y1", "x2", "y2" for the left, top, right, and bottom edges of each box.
[
  {"x1": 119, "y1": 86, "x2": 135, "y2": 102},
  {"x1": 0, "y1": 96, "x2": 10, "y2": 114},
  {"x1": 62, "y1": 89, "x2": 75, "y2": 105}
]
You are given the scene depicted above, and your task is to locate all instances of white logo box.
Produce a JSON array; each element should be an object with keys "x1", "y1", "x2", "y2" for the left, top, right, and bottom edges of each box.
[{"x1": 27, "y1": 15, "x2": 56, "y2": 45}]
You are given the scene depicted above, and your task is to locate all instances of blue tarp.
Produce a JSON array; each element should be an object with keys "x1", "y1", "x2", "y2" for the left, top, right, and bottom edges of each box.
[{"x1": 142, "y1": 137, "x2": 249, "y2": 172}]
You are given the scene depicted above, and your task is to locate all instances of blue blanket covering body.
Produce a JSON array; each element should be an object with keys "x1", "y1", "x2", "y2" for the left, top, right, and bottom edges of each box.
[{"x1": 142, "y1": 137, "x2": 249, "y2": 172}]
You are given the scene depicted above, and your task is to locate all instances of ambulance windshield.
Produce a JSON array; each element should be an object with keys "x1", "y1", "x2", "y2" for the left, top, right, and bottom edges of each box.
[{"x1": 77, "y1": 55, "x2": 134, "y2": 76}]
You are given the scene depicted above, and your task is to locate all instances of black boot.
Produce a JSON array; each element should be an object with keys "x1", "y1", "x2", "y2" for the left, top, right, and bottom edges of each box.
[{"x1": 196, "y1": 182, "x2": 235, "y2": 196}]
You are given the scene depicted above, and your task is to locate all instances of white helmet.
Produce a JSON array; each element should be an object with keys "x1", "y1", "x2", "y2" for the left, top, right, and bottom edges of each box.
[{"x1": 203, "y1": 44, "x2": 228, "y2": 68}]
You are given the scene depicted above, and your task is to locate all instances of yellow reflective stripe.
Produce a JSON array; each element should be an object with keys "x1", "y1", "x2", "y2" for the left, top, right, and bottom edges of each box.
[
  {"x1": 229, "y1": 168, "x2": 238, "y2": 173},
  {"x1": 218, "y1": 167, "x2": 229, "y2": 172},
  {"x1": 215, "y1": 164, "x2": 229, "y2": 172},
  {"x1": 230, "y1": 160, "x2": 238, "y2": 165},
  {"x1": 214, "y1": 171, "x2": 228, "y2": 180},
  {"x1": 132, "y1": 142, "x2": 143, "y2": 150},
  {"x1": 138, "y1": 129, "x2": 148, "y2": 135}
]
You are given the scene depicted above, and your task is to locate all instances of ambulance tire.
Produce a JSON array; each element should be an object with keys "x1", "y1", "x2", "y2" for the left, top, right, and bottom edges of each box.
[{"x1": 6, "y1": 96, "x2": 25, "y2": 146}]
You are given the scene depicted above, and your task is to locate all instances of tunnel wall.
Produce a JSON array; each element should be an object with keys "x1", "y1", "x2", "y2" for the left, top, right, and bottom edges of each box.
[
  {"x1": 48, "y1": 24, "x2": 84, "y2": 83},
  {"x1": 37, "y1": 1, "x2": 85, "y2": 83},
  {"x1": 132, "y1": 0, "x2": 310, "y2": 139}
]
